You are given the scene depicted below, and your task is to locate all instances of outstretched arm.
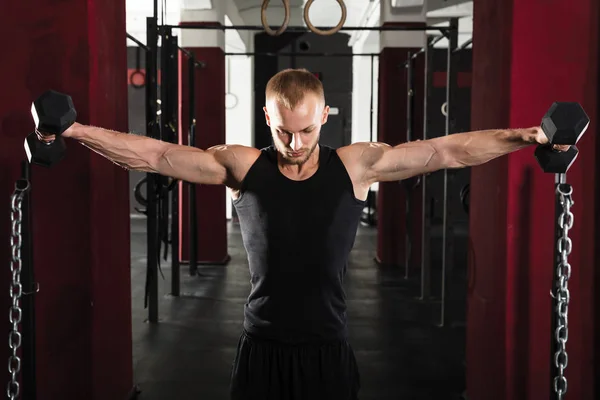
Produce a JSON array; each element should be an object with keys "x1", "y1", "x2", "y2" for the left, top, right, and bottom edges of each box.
[
  {"x1": 354, "y1": 127, "x2": 546, "y2": 184},
  {"x1": 63, "y1": 123, "x2": 258, "y2": 187}
]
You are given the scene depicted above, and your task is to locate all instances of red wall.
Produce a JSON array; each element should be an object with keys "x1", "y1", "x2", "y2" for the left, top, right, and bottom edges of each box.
[
  {"x1": 0, "y1": 1, "x2": 132, "y2": 398},
  {"x1": 178, "y1": 46, "x2": 229, "y2": 264},
  {"x1": 467, "y1": 0, "x2": 599, "y2": 398}
]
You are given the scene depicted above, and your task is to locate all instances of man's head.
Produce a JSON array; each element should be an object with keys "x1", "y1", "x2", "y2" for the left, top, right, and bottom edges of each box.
[{"x1": 264, "y1": 68, "x2": 329, "y2": 165}]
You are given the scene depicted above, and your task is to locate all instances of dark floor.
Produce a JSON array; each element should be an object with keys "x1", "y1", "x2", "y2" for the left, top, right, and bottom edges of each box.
[{"x1": 130, "y1": 218, "x2": 467, "y2": 400}]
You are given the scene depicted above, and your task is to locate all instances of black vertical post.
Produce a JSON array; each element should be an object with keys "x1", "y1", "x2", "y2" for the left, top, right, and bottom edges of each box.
[
  {"x1": 366, "y1": 54, "x2": 375, "y2": 225},
  {"x1": 438, "y1": 18, "x2": 458, "y2": 327},
  {"x1": 406, "y1": 52, "x2": 414, "y2": 143},
  {"x1": 164, "y1": 30, "x2": 181, "y2": 296},
  {"x1": 419, "y1": 36, "x2": 434, "y2": 301},
  {"x1": 404, "y1": 51, "x2": 415, "y2": 279},
  {"x1": 20, "y1": 160, "x2": 36, "y2": 400},
  {"x1": 188, "y1": 55, "x2": 198, "y2": 277},
  {"x1": 146, "y1": 16, "x2": 159, "y2": 323}
]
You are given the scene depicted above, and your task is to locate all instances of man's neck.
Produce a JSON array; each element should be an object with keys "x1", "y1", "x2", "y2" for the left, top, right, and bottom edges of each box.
[{"x1": 278, "y1": 144, "x2": 320, "y2": 175}]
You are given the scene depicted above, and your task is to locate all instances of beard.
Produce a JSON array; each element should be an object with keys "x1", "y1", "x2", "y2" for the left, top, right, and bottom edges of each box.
[{"x1": 275, "y1": 138, "x2": 319, "y2": 165}]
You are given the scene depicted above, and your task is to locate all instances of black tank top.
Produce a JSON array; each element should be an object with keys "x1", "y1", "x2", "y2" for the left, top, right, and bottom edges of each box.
[{"x1": 232, "y1": 145, "x2": 366, "y2": 343}]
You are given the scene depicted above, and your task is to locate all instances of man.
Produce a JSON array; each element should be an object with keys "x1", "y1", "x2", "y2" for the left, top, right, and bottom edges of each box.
[{"x1": 61, "y1": 68, "x2": 555, "y2": 399}]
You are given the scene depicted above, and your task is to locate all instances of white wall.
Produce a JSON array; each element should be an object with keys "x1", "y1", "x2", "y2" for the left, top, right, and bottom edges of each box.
[
  {"x1": 225, "y1": 19, "x2": 253, "y2": 219},
  {"x1": 351, "y1": 54, "x2": 379, "y2": 144},
  {"x1": 352, "y1": 33, "x2": 380, "y2": 192}
]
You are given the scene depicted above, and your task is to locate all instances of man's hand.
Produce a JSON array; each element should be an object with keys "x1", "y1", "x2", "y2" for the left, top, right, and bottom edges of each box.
[{"x1": 533, "y1": 126, "x2": 571, "y2": 152}]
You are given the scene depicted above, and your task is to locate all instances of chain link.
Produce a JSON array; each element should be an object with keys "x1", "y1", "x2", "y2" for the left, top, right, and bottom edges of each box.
[
  {"x1": 7, "y1": 180, "x2": 29, "y2": 400},
  {"x1": 553, "y1": 183, "x2": 573, "y2": 400}
]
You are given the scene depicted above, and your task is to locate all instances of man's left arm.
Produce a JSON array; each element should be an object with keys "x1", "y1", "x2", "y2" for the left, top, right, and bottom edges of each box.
[{"x1": 355, "y1": 127, "x2": 546, "y2": 184}]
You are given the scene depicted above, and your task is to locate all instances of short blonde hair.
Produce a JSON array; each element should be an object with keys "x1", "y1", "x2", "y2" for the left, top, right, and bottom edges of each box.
[{"x1": 265, "y1": 68, "x2": 325, "y2": 110}]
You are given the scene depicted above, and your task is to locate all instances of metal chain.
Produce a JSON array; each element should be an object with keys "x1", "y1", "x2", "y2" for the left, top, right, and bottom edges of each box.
[
  {"x1": 553, "y1": 183, "x2": 573, "y2": 400},
  {"x1": 7, "y1": 180, "x2": 29, "y2": 400}
]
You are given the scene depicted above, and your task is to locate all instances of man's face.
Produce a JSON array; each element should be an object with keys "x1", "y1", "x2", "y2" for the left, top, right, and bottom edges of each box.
[{"x1": 264, "y1": 93, "x2": 329, "y2": 165}]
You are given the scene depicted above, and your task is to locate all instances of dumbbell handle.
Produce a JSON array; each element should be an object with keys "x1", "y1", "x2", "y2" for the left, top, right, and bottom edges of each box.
[{"x1": 33, "y1": 128, "x2": 58, "y2": 145}]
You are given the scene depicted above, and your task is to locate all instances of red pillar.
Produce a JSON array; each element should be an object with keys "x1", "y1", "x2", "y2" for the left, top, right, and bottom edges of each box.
[
  {"x1": 178, "y1": 20, "x2": 229, "y2": 265},
  {"x1": 467, "y1": 0, "x2": 599, "y2": 399},
  {"x1": 0, "y1": 2, "x2": 132, "y2": 399},
  {"x1": 376, "y1": 22, "x2": 426, "y2": 268}
]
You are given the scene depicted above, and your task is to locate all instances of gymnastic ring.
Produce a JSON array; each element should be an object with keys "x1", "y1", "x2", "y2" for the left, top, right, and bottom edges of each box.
[
  {"x1": 134, "y1": 177, "x2": 148, "y2": 207},
  {"x1": 225, "y1": 92, "x2": 238, "y2": 109},
  {"x1": 261, "y1": 0, "x2": 290, "y2": 36},
  {"x1": 441, "y1": 102, "x2": 448, "y2": 116},
  {"x1": 304, "y1": 0, "x2": 347, "y2": 36}
]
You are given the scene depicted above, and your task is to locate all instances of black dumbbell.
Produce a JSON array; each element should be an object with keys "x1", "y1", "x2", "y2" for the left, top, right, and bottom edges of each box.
[
  {"x1": 24, "y1": 90, "x2": 77, "y2": 167},
  {"x1": 534, "y1": 102, "x2": 589, "y2": 174}
]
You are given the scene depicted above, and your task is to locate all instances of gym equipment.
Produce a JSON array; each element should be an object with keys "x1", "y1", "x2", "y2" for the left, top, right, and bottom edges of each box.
[
  {"x1": 412, "y1": 20, "x2": 460, "y2": 329},
  {"x1": 437, "y1": 18, "x2": 459, "y2": 328},
  {"x1": 402, "y1": 48, "x2": 420, "y2": 280},
  {"x1": 304, "y1": 0, "x2": 347, "y2": 36},
  {"x1": 261, "y1": 0, "x2": 290, "y2": 36},
  {"x1": 129, "y1": 20, "x2": 207, "y2": 323},
  {"x1": 363, "y1": 54, "x2": 377, "y2": 227},
  {"x1": 535, "y1": 102, "x2": 589, "y2": 173},
  {"x1": 160, "y1": 27, "x2": 181, "y2": 298},
  {"x1": 126, "y1": 33, "x2": 150, "y2": 89},
  {"x1": 533, "y1": 102, "x2": 589, "y2": 399},
  {"x1": 535, "y1": 146, "x2": 579, "y2": 174},
  {"x1": 186, "y1": 53, "x2": 199, "y2": 279},
  {"x1": 142, "y1": 17, "x2": 160, "y2": 322},
  {"x1": 418, "y1": 36, "x2": 435, "y2": 302},
  {"x1": 24, "y1": 90, "x2": 76, "y2": 167},
  {"x1": 541, "y1": 102, "x2": 589, "y2": 144},
  {"x1": 7, "y1": 162, "x2": 37, "y2": 400},
  {"x1": 161, "y1": 23, "x2": 452, "y2": 33},
  {"x1": 453, "y1": 37, "x2": 472, "y2": 53}
]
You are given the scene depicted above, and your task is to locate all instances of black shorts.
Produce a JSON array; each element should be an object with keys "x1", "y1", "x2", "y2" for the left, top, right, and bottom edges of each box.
[{"x1": 229, "y1": 330, "x2": 360, "y2": 400}]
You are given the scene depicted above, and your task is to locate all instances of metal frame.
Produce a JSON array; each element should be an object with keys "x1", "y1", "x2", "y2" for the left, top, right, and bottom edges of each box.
[
  {"x1": 128, "y1": 23, "x2": 204, "y2": 322},
  {"x1": 163, "y1": 23, "x2": 453, "y2": 33},
  {"x1": 438, "y1": 17, "x2": 459, "y2": 327},
  {"x1": 407, "y1": 19, "x2": 461, "y2": 329},
  {"x1": 145, "y1": 16, "x2": 160, "y2": 323},
  {"x1": 419, "y1": 35, "x2": 434, "y2": 302},
  {"x1": 138, "y1": 15, "x2": 460, "y2": 324},
  {"x1": 403, "y1": 49, "x2": 415, "y2": 280},
  {"x1": 159, "y1": 27, "x2": 181, "y2": 297},
  {"x1": 366, "y1": 54, "x2": 376, "y2": 226},
  {"x1": 225, "y1": 52, "x2": 380, "y2": 57},
  {"x1": 187, "y1": 55, "x2": 199, "y2": 278},
  {"x1": 128, "y1": 23, "x2": 205, "y2": 320}
]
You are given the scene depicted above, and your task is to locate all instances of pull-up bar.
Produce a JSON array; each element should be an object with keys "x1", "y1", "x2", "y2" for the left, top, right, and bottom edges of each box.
[
  {"x1": 161, "y1": 24, "x2": 455, "y2": 33},
  {"x1": 225, "y1": 52, "x2": 380, "y2": 57}
]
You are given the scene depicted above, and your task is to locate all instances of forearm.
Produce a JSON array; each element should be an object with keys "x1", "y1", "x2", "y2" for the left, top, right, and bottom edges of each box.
[
  {"x1": 64, "y1": 123, "x2": 168, "y2": 172},
  {"x1": 436, "y1": 127, "x2": 542, "y2": 168}
]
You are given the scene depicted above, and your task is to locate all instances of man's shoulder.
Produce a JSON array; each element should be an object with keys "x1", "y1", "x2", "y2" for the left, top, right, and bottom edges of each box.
[
  {"x1": 336, "y1": 142, "x2": 374, "y2": 164},
  {"x1": 207, "y1": 144, "x2": 262, "y2": 189},
  {"x1": 335, "y1": 142, "x2": 386, "y2": 188},
  {"x1": 206, "y1": 144, "x2": 261, "y2": 168}
]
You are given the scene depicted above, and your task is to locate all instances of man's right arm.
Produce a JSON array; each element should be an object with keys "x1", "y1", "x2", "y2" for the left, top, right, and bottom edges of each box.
[{"x1": 63, "y1": 123, "x2": 259, "y2": 187}]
